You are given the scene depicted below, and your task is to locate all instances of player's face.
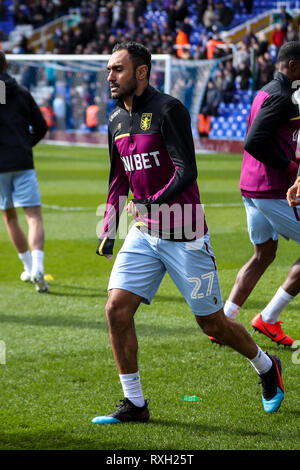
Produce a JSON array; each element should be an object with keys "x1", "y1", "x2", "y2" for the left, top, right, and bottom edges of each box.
[{"x1": 107, "y1": 49, "x2": 138, "y2": 100}]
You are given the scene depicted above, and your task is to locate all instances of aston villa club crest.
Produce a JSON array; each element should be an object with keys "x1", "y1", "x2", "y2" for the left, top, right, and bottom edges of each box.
[{"x1": 140, "y1": 113, "x2": 152, "y2": 131}]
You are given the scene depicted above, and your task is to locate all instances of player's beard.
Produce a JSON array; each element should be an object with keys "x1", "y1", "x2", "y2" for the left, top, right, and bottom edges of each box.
[{"x1": 110, "y1": 72, "x2": 138, "y2": 101}]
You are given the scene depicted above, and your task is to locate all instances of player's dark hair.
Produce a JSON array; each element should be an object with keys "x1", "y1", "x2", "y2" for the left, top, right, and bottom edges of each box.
[
  {"x1": 112, "y1": 41, "x2": 152, "y2": 80},
  {"x1": 0, "y1": 51, "x2": 7, "y2": 74},
  {"x1": 277, "y1": 41, "x2": 300, "y2": 64}
]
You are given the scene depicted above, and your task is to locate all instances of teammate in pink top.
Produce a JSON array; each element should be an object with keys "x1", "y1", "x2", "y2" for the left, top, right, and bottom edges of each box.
[{"x1": 220, "y1": 41, "x2": 300, "y2": 347}]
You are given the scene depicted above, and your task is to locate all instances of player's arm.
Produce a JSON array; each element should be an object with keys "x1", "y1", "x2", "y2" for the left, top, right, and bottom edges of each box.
[
  {"x1": 132, "y1": 101, "x2": 197, "y2": 210},
  {"x1": 28, "y1": 93, "x2": 48, "y2": 145},
  {"x1": 96, "y1": 135, "x2": 129, "y2": 258},
  {"x1": 244, "y1": 94, "x2": 298, "y2": 179}
]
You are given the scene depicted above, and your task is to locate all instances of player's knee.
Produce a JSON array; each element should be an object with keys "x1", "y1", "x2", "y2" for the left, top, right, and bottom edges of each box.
[
  {"x1": 254, "y1": 242, "x2": 277, "y2": 266},
  {"x1": 105, "y1": 298, "x2": 130, "y2": 332},
  {"x1": 196, "y1": 314, "x2": 225, "y2": 338}
]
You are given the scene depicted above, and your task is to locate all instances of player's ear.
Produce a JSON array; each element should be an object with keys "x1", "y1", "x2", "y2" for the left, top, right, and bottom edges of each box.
[
  {"x1": 289, "y1": 59, "x2": 297, "y2": 73},
  {"x1": 136, "y1": 65, "x2": 148, "y2": 80}
]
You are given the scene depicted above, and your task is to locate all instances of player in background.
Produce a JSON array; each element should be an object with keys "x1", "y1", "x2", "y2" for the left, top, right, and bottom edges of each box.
[
  {"x1": 92, "y1": 41, "x2": 284, "y2": 424},
  {"x1": 0, "y1": 51, "x2": 49, "y2": 293},
  {"x1": 214, "y1": 41, "x2": 300, "y2": 347}
]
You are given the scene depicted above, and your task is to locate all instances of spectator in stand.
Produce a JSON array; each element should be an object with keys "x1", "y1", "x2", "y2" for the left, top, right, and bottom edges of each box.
[
  {"x1": 233, "y1": 41, "x2": 250, "y2": 69},
  {"x1": 256, "y1": 32, "x2": 269, "y2": 55},
  {"x1": 213, "y1": 68, "x2": 224, "y2": 90},
  {"x1": 272, "y1": 23, "x2": 286, "y2": 52},
  {"x1": 134, "y1": 0, "x2": 147, "y2": 24},
  {"x1": 201, "y1": 79, "x2": 222, "y2": 117},
  {"x1": 236, "y1": 60, "x2": 252, "y2": 90},
  {"x1": 0, "y1": 0, "x2": 6, "y2": 21},
  {"x1": 203, "y1": 3, "x2": 216, "y2": 32},
  {"x1": 86, "y1": 97, "x2": 100, "y2": 132},
  {"x1": 286, "y1": 23, "x2": 299, "y2": 42},
  {"x1": 206, "y1": 32, "x2": 224, "y2": 60},
  {"x1": 277, "y1": 5, "x2": 293, "y2": 32},
  {"x1": 167, "y1": 1, "x2": 177, "y2": 31},
  {"x1": 40, "y1": 99, "x2": 56, "y2": 132},
  {"x1": 53, "y1": 94, "x2": 66, "y2": 130},
  {"x1": 174, "y1": 0, "x2": 188, "y2": 23},
  {"x1": 216, "y1": 1, "x2": 234, "y2": 29},
  {"x1": 231, "y1": 0, "x2": 243, "y2": 14},
  {"x1": 112, "y1": 1, "x2": 125, "y2": 29},
  {"x1": 224, "y1": 59, "x2": 237, "y2": 81},
  {"x1": 221, "y1": 68, "x2": 235, "y2": 103},
  {"x1": 198, "y1": 77, "x2": 222, "y2": 135},
  {"x1": 195, "y1": 0, "x2": 208, "y2": 26},
  {"x1": 255, "y1": 51, "x2": 275, "y2": 89},
  {"x1": 175, "y1": 24, "x2": 190, "y2": 58},
  {"x1": 243, "y1": 26, "x2": 257, "y2": 48},
  {"x1": 193, "y1": 32, "x2": 208, "y2": 59},
  {"x1": 243, "y1": 0, "x2": 253, "y2": 14}
]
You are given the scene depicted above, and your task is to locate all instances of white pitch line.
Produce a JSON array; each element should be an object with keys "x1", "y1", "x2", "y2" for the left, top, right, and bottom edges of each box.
[
  {"x1": 204, "y1": 203, "x2": 243, "y2": 207},
  {"x1": 43, "y1": 204, "x2": 95, "y2": 212},
  {"x1": 43, "y1": 202, "x2": 243, "y2": 212}
]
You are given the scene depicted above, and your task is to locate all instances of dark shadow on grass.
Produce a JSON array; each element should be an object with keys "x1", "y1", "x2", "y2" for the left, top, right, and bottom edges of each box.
[
  {"x1": 0, "y1": 313, "x2": 197, "y2": 336},
  {"x1": 0, "y1": 312, "x2": 106, "y2": 330},
  {"x1": 0, "y1": 432, "x2": 119, "y2": 450},
  {"x1": 41, "y1": 283, "x2": 186, "y2": 304},
  {"x1": 0, "y1": 418, "x2": 293, "y2": 450},
  {"x1": 46, "y1": 283, "x2": 107, "y2": 298},
  {"x1": 148, "y1": 419, "x2": 282, "y2": 439}
]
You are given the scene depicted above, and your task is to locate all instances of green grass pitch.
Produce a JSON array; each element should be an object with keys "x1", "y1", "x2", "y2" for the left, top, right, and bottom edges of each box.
[{"x1": 0, "y1": 144, "x2": 299, "y2": 450}]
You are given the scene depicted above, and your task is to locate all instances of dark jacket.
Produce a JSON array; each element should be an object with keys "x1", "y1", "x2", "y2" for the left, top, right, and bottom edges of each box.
[{"x1": 0, "y1": 72, "x2": 48, "y2": 173}]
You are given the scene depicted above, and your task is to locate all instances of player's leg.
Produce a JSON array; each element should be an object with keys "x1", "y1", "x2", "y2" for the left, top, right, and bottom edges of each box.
[
  {"x1": 223, "y1": 196, "x2": 279, "y2": 321},
  {"x1": 2, "y1": 207, "x2": 28, "y2": 253},
  {"x1": 195, "y1": 309, "x2": 284, "y2": 413},
  {"x1": 251, "y1": 258, "x2": 300, "y2": 347},
  {"x1": 11, "y1": 169, "x2": 48, "y2": 292},
  {"x1": 159, "y1": 232, "x2": 284, "y2": 413},
  {"x1": 282, "y1": 258, "x2": 300, "y2": 297},
  {"x1": 105, "y1": 288, "x2": 142, "y2": 375},
  {"x1": 1, "y1": 207, "x2": 32, "y2": 280},
  {"x1": 92, "y1": 226, "x2": 165, "y2": 424},
  {"x1": 23, "y1": 205, "x2": 48, "y2": 292},
  {"x1": 0, "y1": 172, "x2": 32, "y2": 280},
  {"x1": 249, "y1": 199, "x2": 300, "y2": 345},
  {"x1": 226, "y1": 238, "x2": 278, "y2": 317}
]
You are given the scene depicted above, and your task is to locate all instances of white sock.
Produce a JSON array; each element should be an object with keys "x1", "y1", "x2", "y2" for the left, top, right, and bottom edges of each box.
[
  {"x1": 119, "y1": 371, "x2": 145, "y2": 407},
  {"x1": 249, "y1": 346, "x2": 272, "y2": 375},
  {"x1": 261, "y1": 287, "x2": 294, "y2": 324},
  {"x1": 224, "y1": 300, "x2": 240, "y2": 319},
  {"x1": 18, "y1": 250, "x2": 32, "y2": 273},
  {"x1": 31, "y1": 250, "x2": 45, "y2": 275}
]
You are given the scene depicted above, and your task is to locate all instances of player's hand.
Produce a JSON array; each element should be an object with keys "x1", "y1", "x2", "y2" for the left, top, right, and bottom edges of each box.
[
  {"x1": 126, "y1": 200, "x2": 141, "y2": 217},
  {"x1": 287, "y1": 176, "x2": 300, "y2": 207},
  {"x1": 96, "y1": 237, "x2": 114, "y2": 259}
]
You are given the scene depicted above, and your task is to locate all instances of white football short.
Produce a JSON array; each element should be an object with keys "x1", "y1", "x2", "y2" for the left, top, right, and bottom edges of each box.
[
  {"x1": 0, "y1": 169, "x2": 41, "y2": 210},
  {"x1": 243, "y1": 196, "x2": 300, "y2": 245},
  {"x1": 108, "y1": 225, "x2": 223, "y2": 316}
]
